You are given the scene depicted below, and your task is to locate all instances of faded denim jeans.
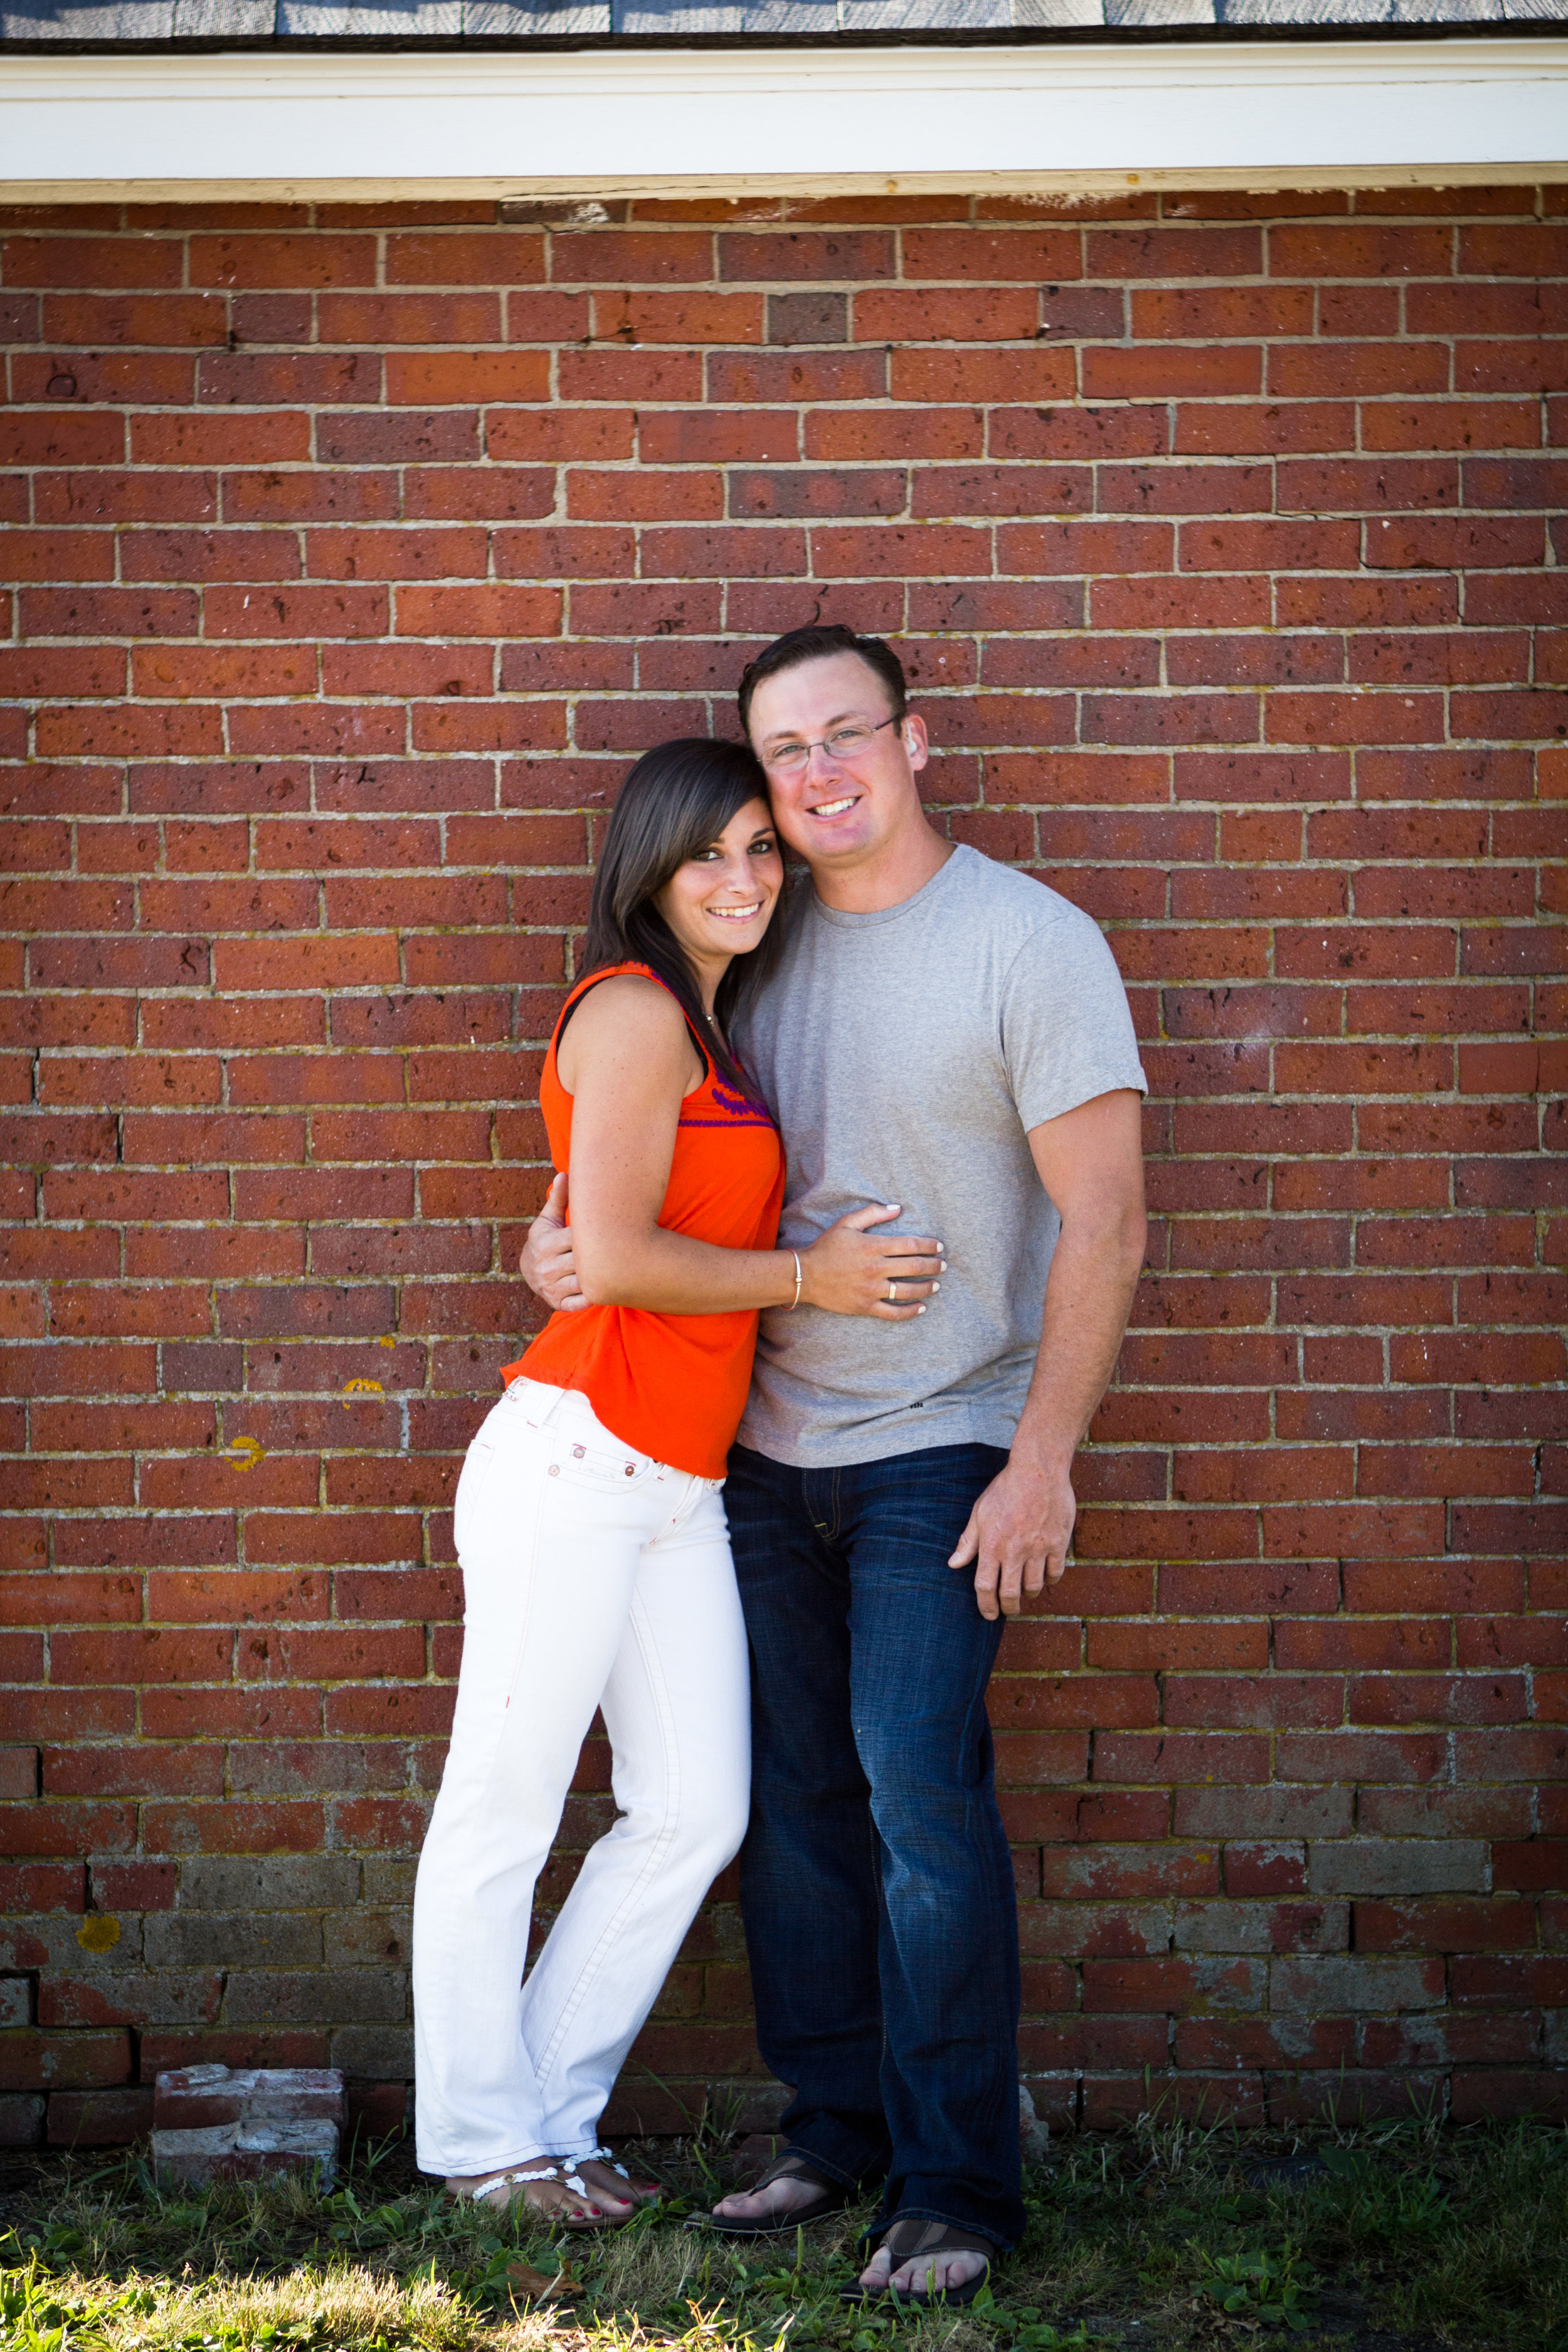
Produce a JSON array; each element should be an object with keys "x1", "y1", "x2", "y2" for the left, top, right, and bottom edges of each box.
[{"x1": 726, "y1": 1439, "x2": 1025, "y2": 2253}]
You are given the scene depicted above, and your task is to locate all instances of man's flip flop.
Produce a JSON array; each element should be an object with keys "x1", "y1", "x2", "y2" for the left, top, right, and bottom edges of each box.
[
  {"x1": 688, "y1": 2150, "x2": 852, "y2": 2237},
  {"x1": 839, "y1": 2218, "x2": 995, "y2": 2306}
]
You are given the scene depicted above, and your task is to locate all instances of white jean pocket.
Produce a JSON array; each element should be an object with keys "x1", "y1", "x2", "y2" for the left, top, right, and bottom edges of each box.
[
  {"x1": 452, "y1": 1436, "x2": 497, "y2": 1559},
  {"x1": 556, "y1": 1433, "x2": 654, "y2": 1491}
]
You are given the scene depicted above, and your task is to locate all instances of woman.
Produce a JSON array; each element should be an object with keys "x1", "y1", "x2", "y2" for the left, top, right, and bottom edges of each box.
[{"x1": 411, "y1": 737, "x2": 943, "y2": 2229}]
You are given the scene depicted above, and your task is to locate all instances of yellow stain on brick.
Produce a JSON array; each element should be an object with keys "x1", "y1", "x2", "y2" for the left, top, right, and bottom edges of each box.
[
  {"x1": 224, "y1": 1435, "x2": 265, "y2": 1471},
  {"x1": 342, "y1": 1379, "x2": 384, "y2": 1407},
  {"x1": 76, "y1": 1915, "x2": 120, "y2": 1954}
]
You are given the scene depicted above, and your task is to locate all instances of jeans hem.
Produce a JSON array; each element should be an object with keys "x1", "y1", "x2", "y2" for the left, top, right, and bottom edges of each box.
[
  {"x1": 860, "y1": 2205, "x2": 1014, "y2": 2256},
  {"x1": 419, "y1": 2144, "x2": 554, "y2": 2181},
  {"x1": 778, "y1": 2139, "x2": 875, "y2": 2196}
]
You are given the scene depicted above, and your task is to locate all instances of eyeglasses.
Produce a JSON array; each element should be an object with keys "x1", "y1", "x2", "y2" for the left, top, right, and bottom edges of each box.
[{"x1": 761, "y1": 713, "x2": 903, "y2": 776}]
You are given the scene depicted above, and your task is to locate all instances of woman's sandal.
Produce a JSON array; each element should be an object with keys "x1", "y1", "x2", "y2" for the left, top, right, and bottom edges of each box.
[
  {"x1": 450, "y1": 2161, "x2": 627, "y2": 2230},
  {"x1": 574, "y1": 2144, "x2": 664, "y2": 2209},
  {"x1": 690, "y1": 2149, "x2": 853, "y2": 2238},
  {"x1": 839, "y1": 2218, "x2": 995, "y2": 2307}
]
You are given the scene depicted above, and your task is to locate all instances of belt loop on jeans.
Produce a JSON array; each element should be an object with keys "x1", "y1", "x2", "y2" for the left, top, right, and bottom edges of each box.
[{"x1": 517, "y1": 1378, "x2": 569, "y2": 1431}]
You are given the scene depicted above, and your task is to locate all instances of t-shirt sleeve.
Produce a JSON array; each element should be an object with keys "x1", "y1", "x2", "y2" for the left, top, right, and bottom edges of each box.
[{"x1": 999, "y1": 906, "x2": 1148, "y2": 1133}]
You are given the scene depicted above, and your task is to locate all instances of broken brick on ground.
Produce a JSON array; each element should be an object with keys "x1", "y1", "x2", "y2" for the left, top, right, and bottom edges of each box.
[{"x1": 151, "y1": 2064, "x2": 345, "y2": 2189}]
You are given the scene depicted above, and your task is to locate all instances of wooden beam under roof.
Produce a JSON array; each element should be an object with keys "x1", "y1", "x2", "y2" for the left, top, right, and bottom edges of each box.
[{"x1": 1, "y1": 31, "x2": 1564, "y2": 194}]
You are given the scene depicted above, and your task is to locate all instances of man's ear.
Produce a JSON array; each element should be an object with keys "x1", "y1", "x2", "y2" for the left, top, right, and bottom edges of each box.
[{"x1": 903, "y1": 712, "x2": 931, "y2": 773}]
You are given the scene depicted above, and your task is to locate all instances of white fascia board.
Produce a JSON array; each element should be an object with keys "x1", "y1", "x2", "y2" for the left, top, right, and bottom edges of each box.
[{"x1": 0, "y1": 38, "x2": 1564, "y2": 200}]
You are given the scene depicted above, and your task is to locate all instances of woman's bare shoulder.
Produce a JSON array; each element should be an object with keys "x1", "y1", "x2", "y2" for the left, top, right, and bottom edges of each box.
[
  {"x1": 558, "y1": 972, "x2": 698, "y2": 1093},
  {"x1": 566, "y1": 971, "x2": 686, "y2": 1043}
]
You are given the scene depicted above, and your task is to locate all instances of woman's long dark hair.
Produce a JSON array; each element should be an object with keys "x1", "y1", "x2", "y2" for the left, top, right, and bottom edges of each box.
[{"x1": 573, "y1": 737, "x2": 783, "y2": 1095}]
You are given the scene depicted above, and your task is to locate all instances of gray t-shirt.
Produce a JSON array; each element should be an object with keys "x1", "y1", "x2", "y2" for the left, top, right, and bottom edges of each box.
[{"x1": 733, "y1": 843, "x2": 1147, "y2": 1469}]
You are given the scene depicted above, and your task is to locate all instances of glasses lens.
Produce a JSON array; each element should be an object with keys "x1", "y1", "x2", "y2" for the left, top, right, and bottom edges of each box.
[
  {"x1": 770, "y1": 744, "x2": 808, "y2": 771},
  {"x1": 827, "y1": 726, "x2": 876, "y2": 755}
]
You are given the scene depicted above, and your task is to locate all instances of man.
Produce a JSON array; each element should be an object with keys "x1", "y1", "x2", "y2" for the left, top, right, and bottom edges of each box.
[{"x1": 522, "y1": 625, "x2": 1147, "y2": 2300}]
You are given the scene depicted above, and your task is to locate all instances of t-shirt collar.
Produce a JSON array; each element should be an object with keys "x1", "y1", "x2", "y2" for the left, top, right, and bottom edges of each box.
[{"x1": 806, "y1": 841, "x2": 971, "y2": 930}]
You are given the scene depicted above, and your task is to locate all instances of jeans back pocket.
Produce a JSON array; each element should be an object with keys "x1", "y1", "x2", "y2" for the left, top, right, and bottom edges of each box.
[{"x1": 452, "y1": 1437, "x2": 497, "y2": 1557}]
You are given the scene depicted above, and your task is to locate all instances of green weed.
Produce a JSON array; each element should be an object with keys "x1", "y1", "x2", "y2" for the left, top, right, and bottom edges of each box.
[
  {"x1": 1197, "y1": 2242, "x2": 1318, "y2": 2333},
  {"x1": 4, "y1": 2117, "x2": 1568, "y2": 2351}
]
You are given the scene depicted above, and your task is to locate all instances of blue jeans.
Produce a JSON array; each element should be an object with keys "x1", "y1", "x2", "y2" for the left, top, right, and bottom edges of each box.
[{"x1": 726, "y1": 1440, "x2": 1025, "y2": 2254}]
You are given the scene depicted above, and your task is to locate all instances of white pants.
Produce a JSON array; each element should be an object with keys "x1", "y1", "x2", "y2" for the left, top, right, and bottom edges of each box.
[{"x1": 412, "y1": 1378, "x2": 751, "y2": 2177}]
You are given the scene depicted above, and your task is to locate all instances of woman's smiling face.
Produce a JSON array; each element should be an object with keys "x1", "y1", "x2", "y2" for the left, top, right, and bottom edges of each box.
[{"x1": 654, "y1": 795, "x2": 783, "y2": 974}]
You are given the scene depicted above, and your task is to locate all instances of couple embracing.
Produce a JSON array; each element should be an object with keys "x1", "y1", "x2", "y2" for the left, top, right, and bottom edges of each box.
[{"x1": 411, "y1": 623, "x2": 1148, "y2": 2304}]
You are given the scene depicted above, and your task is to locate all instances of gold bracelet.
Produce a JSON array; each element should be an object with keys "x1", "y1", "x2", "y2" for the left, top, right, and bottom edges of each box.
[{"x1": 787, "y1": 1250, "x2": 803, "y2": 1310}]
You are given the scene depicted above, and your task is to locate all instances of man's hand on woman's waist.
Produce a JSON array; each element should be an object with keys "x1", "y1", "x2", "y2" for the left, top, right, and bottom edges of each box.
[{"x1": 521, "y1": 1172, "x2": 586, "y2": 1313}]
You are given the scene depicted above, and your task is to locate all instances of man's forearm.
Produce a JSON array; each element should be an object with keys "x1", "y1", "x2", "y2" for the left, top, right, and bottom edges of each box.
[
  {"x1": 1010, "y1": 1209, "x2": 1146, "y2": 1471},
  {"x1": 950, "y1": 1089, "x2": 1146, "y2": 1614}
]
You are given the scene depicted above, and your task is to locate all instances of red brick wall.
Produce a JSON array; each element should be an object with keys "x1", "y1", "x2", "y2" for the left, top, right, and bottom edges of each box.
[{"x1": 2, "y1": 186, "x2": 1565, "y2": 2151}]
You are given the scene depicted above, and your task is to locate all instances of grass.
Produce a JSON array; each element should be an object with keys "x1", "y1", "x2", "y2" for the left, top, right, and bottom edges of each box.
[{"x1": 3, "y1": 2102, "x2": 1567, "y2": 2352}]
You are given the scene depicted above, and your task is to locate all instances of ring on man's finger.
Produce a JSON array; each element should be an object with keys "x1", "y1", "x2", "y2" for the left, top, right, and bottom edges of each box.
[{"x1": 886, "y1": 1278, "x2": 898, "y2": 1303}]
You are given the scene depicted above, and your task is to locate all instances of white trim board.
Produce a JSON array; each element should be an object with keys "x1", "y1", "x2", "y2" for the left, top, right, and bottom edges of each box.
[{"x1": 0, "y1": 38, "x2": 1564, "y2": 199}]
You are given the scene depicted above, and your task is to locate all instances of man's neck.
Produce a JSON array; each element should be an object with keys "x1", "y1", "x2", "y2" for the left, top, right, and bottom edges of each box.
[{"x1": 807, "y1": 818, "x2": 955, "y2": 915}]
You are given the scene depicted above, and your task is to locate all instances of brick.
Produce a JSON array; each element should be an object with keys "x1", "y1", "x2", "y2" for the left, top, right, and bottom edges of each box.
[
  {"x1": 47, "y1": 2085, "x2": 155, "y2": 2146},
  {"x1": 177, "y1": 1857, "x2": 359, "y2": 1910},
  {"x1": 1355, "y1": 1899, "x2": 1537, "y2": 1952},
  {"x1": 1040, "y1": 1843, "x2": 1219, "y2": 1899},
  {"x1": 1492, "y1": 1841, "x2": 1568, "y2": 1892},
  {"x1": 0, "y1": 2094, "x2": 45, "y2": 2147},
  {"x1": 0, "y1": 1798, "x2": 136, "y2": 1855},
  {"x1": 153, "y1": 2106, "x2": 340, "y2": 2186},
  {"x1": 42, "y1": 292, "x2": 226, "y2": 347},
  {"x1": 189, "y1": 235, "x2": 374, "y2": 290},
  {"x1": 1133, "y1": 285, "x2": 1313, "y2": 339},
  {"x1": 1308, "y1": 1840, "x2": 1488, "y2": 1896},
  {"x1": 1085, "y1": 345, "x2": 1261, "y2": 400},
  {"x1": 39, "y1": 1969, "x2": 222, "y2": 2030},
  {"x1": 0, "y1": 2028, "x2": 131, "y2": 2092},
  {"x1": 383, "y1": 230, "x2": 542, "y2": 283},
  {"x1": 1451, "y1": 2071, "x2": 1568, "y2": 2125},
  {"x1": 1271, "y1": 1954, "x2": 1443, "y2": 2013},
  {"x1": 891, "y1": 346, "x2": 1073, "y2": 404},
  {"x1": 317, "y1": 409, "x2": 479, "y2": 466},
  {"x1": 1459, "y1": 221, "x2": 1568, "y2": 275},
  {"x1": 1185, "y1": 1891, "x2": 1344, "y2": 1947},
  {"x1": 1093, "y1": 1733, "x2": 1271, "y2": 1784},
  {"x1": 154, "y1": 2062, "x2": 344, "y2": 2129},
  {"x1": 639, "y1": 408, "x2": 795, "y2": 465},
  {"x1": 1451, "y1": 1956, "x2": 1568, "y2": 2007}
]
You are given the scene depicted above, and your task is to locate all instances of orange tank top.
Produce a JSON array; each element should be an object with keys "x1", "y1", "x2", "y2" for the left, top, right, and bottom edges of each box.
[{"x1": 502, "y1": 962, "x2": 785, "y2": 1480}]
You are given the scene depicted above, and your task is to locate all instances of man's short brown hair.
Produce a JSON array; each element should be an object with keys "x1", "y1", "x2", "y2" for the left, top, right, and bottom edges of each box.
[{"x1": 737, "y1": 623, "x2": 908, "y2": 738}]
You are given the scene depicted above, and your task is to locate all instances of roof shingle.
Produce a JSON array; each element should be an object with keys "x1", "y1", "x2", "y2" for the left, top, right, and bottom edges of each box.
[{"x1": 2, "y1": 0, "x2": 1562, "y2": 38}]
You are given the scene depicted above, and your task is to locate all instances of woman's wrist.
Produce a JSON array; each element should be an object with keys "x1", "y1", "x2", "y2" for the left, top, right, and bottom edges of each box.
[{"x1": 777, "y1": 1247, "x2": 805, "y2": 1310}]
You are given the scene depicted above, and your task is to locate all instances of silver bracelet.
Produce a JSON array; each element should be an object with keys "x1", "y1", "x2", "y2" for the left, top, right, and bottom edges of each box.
[{"x1": 787, "y1": 1250, "x2": 803, "y2": 1310}]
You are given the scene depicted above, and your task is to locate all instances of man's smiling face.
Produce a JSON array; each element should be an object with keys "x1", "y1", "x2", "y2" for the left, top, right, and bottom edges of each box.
[{"x1": 745, "y1": 649, "x2": 930, "y2": 877}]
